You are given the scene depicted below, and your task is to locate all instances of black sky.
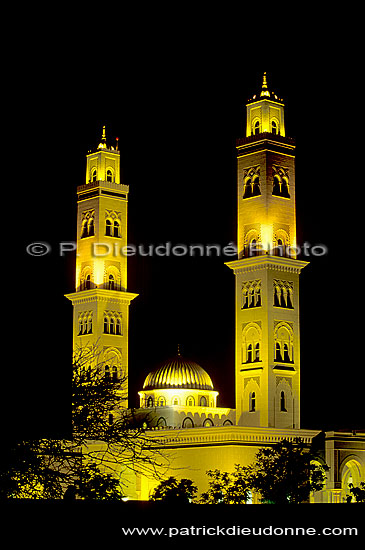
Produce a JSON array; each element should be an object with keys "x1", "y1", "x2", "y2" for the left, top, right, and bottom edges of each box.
[{"x1": 6, "y1": 22, "x2": 364, "y2": 441}]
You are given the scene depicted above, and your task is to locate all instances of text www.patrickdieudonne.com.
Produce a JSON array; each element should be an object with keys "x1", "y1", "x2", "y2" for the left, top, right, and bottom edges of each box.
[{"x1": 120, "y1": 525, "x2": 358, "y2": 537}]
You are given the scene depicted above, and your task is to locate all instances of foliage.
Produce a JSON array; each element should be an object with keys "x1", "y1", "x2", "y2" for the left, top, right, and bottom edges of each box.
[
  {"x1": 149, "y1": 476, "x2": 198, "y2": 504},
  {"x1": 70, "y1": 344, "x2": 164, "y2": 478},
  {"x1": 199, "y1": 466, "x2": 250, "y2": 504},
  {"x1": 349, "y1": 482, "x2": 365, "y2": 503},
  {"x1": 0, "y1": 439, "x2": 66, "y2": 499},
  {"x1": 72, "y1": 462, "x2": 125, "y2": 500},
  {"x1": 198, "y1": 438, "x2": 328, "y2": 505},
  {"x1": 247, "y1": 438, "x2": 328, "y2": 504},
  {"x1": 1, "y1": 344, "x2": 166, "y2": 499}
]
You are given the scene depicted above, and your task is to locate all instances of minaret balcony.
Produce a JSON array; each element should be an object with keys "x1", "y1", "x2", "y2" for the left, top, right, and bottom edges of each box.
[
  {"x1": 236, "y1": 132, "x2": 295, "y2": 147},
  {"x1": 77, "y1": 180, "x2": 129, "y2": 196}
]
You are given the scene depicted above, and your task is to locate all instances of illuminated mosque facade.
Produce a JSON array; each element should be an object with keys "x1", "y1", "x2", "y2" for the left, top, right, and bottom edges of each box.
[{"x1": 66, "y1": 75, "x2": 365, "y2": 503}]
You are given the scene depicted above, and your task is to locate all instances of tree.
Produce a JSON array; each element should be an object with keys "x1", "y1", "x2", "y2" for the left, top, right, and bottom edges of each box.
[
  {"x1": 149, "y1": 476, "x2": 198, "y2": 504},
  {"x1": 247, "y1": 438, "x2": 328, "y2": 504},
  {"x1": 69, "y1": 344, "x2": 167, "y2": 480},
  {"x1": 349, "y1": 482, "x2": 365, "y2": 503},
  {"x1": 199, "y1": 466, "x2": 250, "y2": 504},
  {"x1": 0, "y1": 438, "x2": 67, "y2": 499},
  {"x1": 73, "y1": 462, "x2": 125, "y2": 500},
  {"x1": 1, "y1": 344, "x2": 166, "y2": 499}
]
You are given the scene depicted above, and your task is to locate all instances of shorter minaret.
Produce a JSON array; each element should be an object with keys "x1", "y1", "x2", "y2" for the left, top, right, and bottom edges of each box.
[{"x1": 66, "y1": 128, "x2": 138, "y2": 405}]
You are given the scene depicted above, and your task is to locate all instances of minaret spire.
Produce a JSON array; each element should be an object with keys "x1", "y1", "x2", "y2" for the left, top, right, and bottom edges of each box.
[
  {"x1": 101, "y1": 125, "x2": 106, "y2": 143},
  {"x1": 260, "y1": 72, "x2": 270, "y2": 97},
  {"x1": 98, "y1": 125, "x2": 107, "y2": 150}
]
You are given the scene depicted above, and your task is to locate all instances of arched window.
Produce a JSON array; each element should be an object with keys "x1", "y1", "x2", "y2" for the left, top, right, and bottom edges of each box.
[
  {"x1": 272, "y1": 120, "x2": 277, "y2": 134},
  {"x1": 157, "y1": 396, "x2": 166, "y2": 407},
  {"x1": 91, "y1": 168, "x2": 97, "y2": 182},
  {"x1": 249, "y1": 287, "x2": 255, "y2": 307},
  {"x1": 281, "y1": 177, "x2": 290, "y2": 198},
  {"x1": 104, "y1": 317, "x2": 109, "y2": 334},
  {"x1": 272, "y1": 167, "x2": 290, "y2": 198},
  {"x1": 88, "y1": 218, "x2": 95, "y2": 237},
  {"x1": 255, "y1": 287, "x2": 262, "y2": 307},
  {"x1": 283, "y1": 343, "x2": 291, "y2": 362},
  {"x1": 254, "y1": 120, "x2": 260, "y2": 135},
  {"x1": 274, "y1": 238, "x2": 284, "y2": 257},
  {"x1": 203, "y1": 418, "x2": 214, "y2": 427},
  {"x1": 243, "y1": 167, "x2": 261, "y2": 199},
  {"x1": 242, "y1": 289, "x2": 248, "y2": 309},
  {"x1": 274, "y1": 285, "x2": 281, "y2": 306},
  {"x1": 275, "y1": 342, "x2": 282, "y2": 361},
  {"x1": 249, "y1": 239, "x2": 257, "y2": 257},
  {"x1": 249, "y1": 392, "x2": 256, "y2": 412},
  {"x1": 273, "y1": 175, "x2": 281, "y2": 195},
  {"x1": 247, "y1": 344, "x2": 253, "y2": 363},
  {"x1": 172, "y1": 396, "x2": 180, "y2": 406},
  {"x1": 81, "y1": 220, "x2": 88, "y2": 239},
  {"x1": 182, "y1": 417, "x2": 194, "y2": 428},
  {"x1": 108, "y1": 274, "x2": 115, "y2": 290},
  {"x1": 105, "y1": 219, "x2": 112, "y2": 236},
  {"x1": 85, "y1": 274, "x2": 91, "y2": 290},
  {"x1": 112, "y1": 366, "x2": 118, "y2": 380},
  {"x1": 109, "y1": 318, "x2": 115, "y2": 334},
  {"x1": 116, "y1": 318, "x2": 122, "y2": 335},
  {"x1": 113, "y1": 221, "x2": 120, "y2": 238},
  {"x1": 280, "y1": 391, "x2": 287, "y2": 412},
  {"x1": 106, "y1": 169, "x2": 113, "y2": 182},
  {"x1": 104, "y1": 365, "x2": 110, "y2": 379},
  {"x1": 157, "y1": 417, "x2": 167, "y2": 427},
  {"x1": 275, "y1": 323, "x2": 293, "y2": 363},
  {"x1": 87, "y1": 315, "x2": 92, "y2": 334},
  {"x1": 273, "y1": 230, "x2": 290, "y2": 258},
  {"x1": 147, "y1": 396, "x2": 154, "y2": 408},
  {"x1": 252, "y1": 175, "x2": 260, "y2": 195},
  {"x1": 186, "y1": 396, "x2": 195, "y2": 407},
  {"x1": 242, "y1": 323, "x2": 261, "y2": 365},
  {"x1": 199, "y1": 396, "x2": 207, "y2": 407}
]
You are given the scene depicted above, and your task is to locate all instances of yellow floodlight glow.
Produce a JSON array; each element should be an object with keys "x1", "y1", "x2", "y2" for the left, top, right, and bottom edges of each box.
[
  {"x1": 93, "y1": 260, "x2": 105, "y2": 287},
  {"x1": 260, "y1": 223, "x2": 273, "y2": 252}
]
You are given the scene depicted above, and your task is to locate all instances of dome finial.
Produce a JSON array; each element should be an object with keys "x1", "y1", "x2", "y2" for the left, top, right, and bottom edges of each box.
[
  {"x1": 97, "y1": 125, "x2": 107, "y2": 150},
  {"x1": 177, "y1": 343, "x2": 181, "y2": 356},
  {"x1": 260, "y1": 72, "x2": 270, "y2": 97}
]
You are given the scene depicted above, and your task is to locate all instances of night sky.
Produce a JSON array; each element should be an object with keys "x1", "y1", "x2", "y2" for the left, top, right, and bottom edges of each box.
[{"x1": 7, "y1": 30, "x2": 364, "y2": 442}]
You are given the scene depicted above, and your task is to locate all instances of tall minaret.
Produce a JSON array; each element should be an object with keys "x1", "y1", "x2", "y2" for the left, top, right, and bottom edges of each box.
[
  {"x1": 66, "y1": 128, "x2": 138, "y2": 405},
  {"x1": 227, "y1": 74, "x2": 308, "y2": 429}
]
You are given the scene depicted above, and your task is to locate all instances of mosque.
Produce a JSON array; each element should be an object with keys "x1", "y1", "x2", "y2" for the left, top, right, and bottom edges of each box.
[{"x1": 65, "y1": 75, "x2": 365, "y2": 503}]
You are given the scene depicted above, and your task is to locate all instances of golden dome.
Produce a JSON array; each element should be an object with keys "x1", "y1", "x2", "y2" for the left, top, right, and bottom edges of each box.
[{"x1": 143, "y1": 354, "x2": 215, "y2": 391}]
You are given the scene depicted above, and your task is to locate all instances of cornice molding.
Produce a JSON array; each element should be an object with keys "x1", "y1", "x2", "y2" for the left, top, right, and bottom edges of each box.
[
  {"x1": 65, "y1": 289, "x2": 138, "y2": 306},
  {"x1": 226, "y1": 256, "x2": 309, "y2": 275},
  {"x1": 148, "y1": 425, "x2": 319, "y2": 447}
]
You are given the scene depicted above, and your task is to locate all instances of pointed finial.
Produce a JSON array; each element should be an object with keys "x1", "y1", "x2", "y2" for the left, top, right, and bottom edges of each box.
[
  {"x1": 177, "y1": 344, "x2": 181, "y2": 356},
  {"x1": 97, "y1": 126, "x2": 107, "y2": 150},
  {"x1": 263, "y1": 72, "x2": 268, "y2": 87},
  {"x1": 260, "y1": 72, "x2": 270, "y2": 97}
]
